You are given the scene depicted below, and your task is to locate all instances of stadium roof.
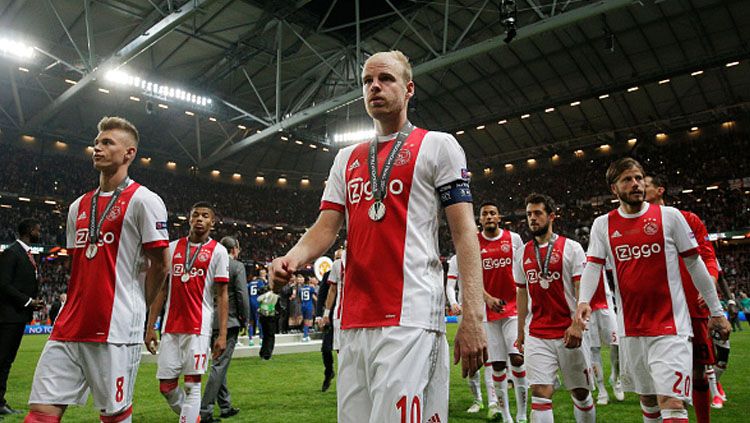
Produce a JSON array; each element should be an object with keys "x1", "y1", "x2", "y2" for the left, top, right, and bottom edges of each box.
[{"x1": 0, "y1": 0, "x2": 748, "y2": 181}]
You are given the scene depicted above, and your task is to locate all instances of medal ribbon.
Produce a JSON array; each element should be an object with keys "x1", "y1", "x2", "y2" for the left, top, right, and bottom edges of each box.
[
  {"x1": 184, "y1": 240, "x2": 206, "y2": 277},
  {"x1": 88, "y1": 177, "x2": 130, "y2": 246},
  {"x1": 533, "y1": 233, "x2": 558, "y2": 278},
  {"x1": 368, "y1": 121, "x2": 415, "y2": 204}
]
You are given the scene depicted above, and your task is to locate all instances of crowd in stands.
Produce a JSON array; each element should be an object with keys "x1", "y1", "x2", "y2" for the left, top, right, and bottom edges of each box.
[{"x1": 2, "y1": 129, "x2": 749, "y2": 321}]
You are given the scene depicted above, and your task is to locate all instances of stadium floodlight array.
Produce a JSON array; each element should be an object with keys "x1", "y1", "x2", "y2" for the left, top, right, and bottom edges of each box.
[
  {"x1": 104, "y1": 69, "x2": 213, "y2": 108},
  {"x1": 332, "y1": 128, "x2": 376, "y2": 144},
  {"x1": 0, "y1": 38, "x2": 34, "y2": 60}
]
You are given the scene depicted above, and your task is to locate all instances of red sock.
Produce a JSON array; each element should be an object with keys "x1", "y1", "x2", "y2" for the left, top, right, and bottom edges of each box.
[
  {"x1": 693, "y1": 380, "x2": 711, "y2": 423},
  {"x1": 24, "y1": 411, "x2": 62, "y2": 423}
]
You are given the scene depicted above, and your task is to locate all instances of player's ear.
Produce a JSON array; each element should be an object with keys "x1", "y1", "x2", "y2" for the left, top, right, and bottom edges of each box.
[{"x1": 405, "y1": 80, "x2": 415, "y2": 101}]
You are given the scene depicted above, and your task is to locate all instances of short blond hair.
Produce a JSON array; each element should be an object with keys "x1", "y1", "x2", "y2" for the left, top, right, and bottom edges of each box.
[
  {"x1": 364, "y1": 50, "x2": 412, "y2": 84},
  {"x1": 97, "y1": 116, "x2": 139, "y2": 145}
]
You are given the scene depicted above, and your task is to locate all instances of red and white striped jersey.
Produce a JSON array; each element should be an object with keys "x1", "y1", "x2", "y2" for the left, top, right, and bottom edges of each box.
[
  {"x1": 480, "y1": 230, "x2": 523, "y2": 321},
  {"x1": 514, "y1": 236, "x2": 585, "y2": 339},
  {"x1": 677, "y1": 210, "x2": 719, "y2": 318},
  {"x1": 320, "y1": 128, "x2": 468, "y2": 332},
  {"x1": 53, "y1": 181, "x2": 169, "y2": 344},
  {"x1": 163, "y1": 238, "x2": 229, "y2": 336},
  {"x1": 586, "y1": 203, "x2": 699, "y2": 337},
  {"x1": 589, "y1": 264, "x2": 614, "y2": 311}
]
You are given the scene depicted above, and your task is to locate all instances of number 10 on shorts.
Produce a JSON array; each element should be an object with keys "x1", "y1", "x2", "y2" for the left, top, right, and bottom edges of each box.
[{"x1": 396, "y1": 395, "x2": 421, "y2": 423}]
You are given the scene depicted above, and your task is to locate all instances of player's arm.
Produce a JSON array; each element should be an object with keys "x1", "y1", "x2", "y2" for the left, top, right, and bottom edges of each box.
[
  {"x1": 446, "y1": 275, "x2": 461, "y2": 315},
  {"x1": 446, "y1": 202, "x2": 488, "y2": 378},
  {"x1": 270, "y1": 210, "x2": 344, "y2": 292},
  {"x1": 145, "y1": 275, "x2": 169, "y2": 354},
  {"x1": 516, "y1": 287, "x2": 528, "y2": 354},
  {"x1": 213, "y1": 282, "x2": 229, "y2": 360},
  {"x1": 144, "y1": 246, "x2": 170, "y2": 308},
  {"x1": 575, "y1": 219, "x2": 606, "y2": 326}
]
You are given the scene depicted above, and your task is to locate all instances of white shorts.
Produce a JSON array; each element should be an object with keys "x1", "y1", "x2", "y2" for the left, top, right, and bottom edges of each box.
[
  {"x1": 525, "y1": 335, "x2": 593, "y2": 390},
  {"x1": 337, "y1": 326, "x2": 449, "y2": 423},
  {"x1": 485, "y1": 318, "x2": 520, "y2": 362},
  {"x1": 156, "y1": 333, "x2": 211, "y2": 379},
  {"x1": 28, "y1": 340, "x2": 141, "y2": 414},
  {"x1": 333, "y1": 319, "x2": 341, "y2": 351},
  {"x1": 586, "y1": 308, "x2": 619, "y2": 347},
  {"x1": 620, "y1": 335, "x2": 692, "y2": 402}
]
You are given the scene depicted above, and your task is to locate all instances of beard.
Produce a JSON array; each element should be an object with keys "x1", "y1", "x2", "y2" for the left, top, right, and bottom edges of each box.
[
  {"x1": 29, "y1": 233, "x2": 40, "y2": 244},
  {"x1": 530, "y1": 221, "x2": 550, "y2": 237},
  {"x1": 617, "y1": 190, "x2": 643, "y2": 208}
]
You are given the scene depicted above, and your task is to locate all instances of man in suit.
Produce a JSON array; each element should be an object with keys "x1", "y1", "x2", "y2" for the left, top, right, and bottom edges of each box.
[
  {"x1": 200, "y1": 237, "x2": 250, "y2": 422},
  {"x1": 0, "y1": 218, "x2": 44, "y2": 415}
]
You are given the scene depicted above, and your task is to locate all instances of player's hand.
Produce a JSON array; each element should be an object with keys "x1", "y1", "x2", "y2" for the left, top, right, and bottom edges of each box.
[
  {"x1": 709, "y1": 315, "x2": 731, "y2": 341},
  {"x1": 29, "y1": 299, "x2": 45, "y2": 311},
  {"x1": 212, "y1": 336, "x2": 227, "y2": 360},
  {"x1": 320, "y1": 315, "x2": 330, "y2": 328},
  {"x1": 269, "y1": 255, "x2": 298, "y2": 292},
  {"x1": 453, "y1": 316, "x2": 488, "y2": 378},
  {"x1": 563, "y1": 323, "x2": 583, "y2": 349},
  {"x1": 575, "y1": 302, "x2": 592, "y2": 329},
  {"x1": 451, "y1": 304, "x2": 462, "y2": 316},
  {"x1": 484, "y1": 295, "x2": 505, "y2": 313},
  {"x1": 144, "y1": 328, "x2": 159, "y2": 354},
  {"x1": 515, "y1": 333, "x2": 525, "y2": 354}
]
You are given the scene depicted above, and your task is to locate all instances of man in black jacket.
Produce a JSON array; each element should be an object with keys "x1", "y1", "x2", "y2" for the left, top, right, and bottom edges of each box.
[{"x1": 0, "y1": 218, "x2": 44, "y2": 415}]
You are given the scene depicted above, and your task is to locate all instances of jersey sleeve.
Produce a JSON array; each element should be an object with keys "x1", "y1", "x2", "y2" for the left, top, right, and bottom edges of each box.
[
  {"x1": 513, "y1": 246, "x2": 527, "y2": 288},
  {"x1": 135, "y1": 189, "x2": 169, "y2": 249},
  {"x1": 320, "y1": 149, "x2": 348, "y2": 213},
  {"x1": 665, "y1": 207, "x2": 699, "y2": 257},
  {"x1": 511, "y1": 232, "x2": 524, "y2": 253},
  {"x1": 329, "y1": 260, "x2": 341, "y2": 285},
  {"x1": 432, "y1": 133, "x2": 470, "y2": 188},
  {"x1": 568, "y1": 240, "x2": 586, "y2": 281},
  {"x1": 66, "y1": 197, "x2": 82, "y2": 249},
  {"x1": 685, "y1": 211, "x2": 719, "y2": 280},
  {"x1": 586, "y1": 216, "x2": 608, "y2": 264},
  {"x1": 212, "y1": 245, "x2": 230, "y2": 284}
]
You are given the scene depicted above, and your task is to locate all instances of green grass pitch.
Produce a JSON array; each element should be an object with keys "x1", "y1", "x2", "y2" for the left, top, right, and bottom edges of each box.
[{"x1": 3, "y1": 326, "x2": 748, "y2": 421}]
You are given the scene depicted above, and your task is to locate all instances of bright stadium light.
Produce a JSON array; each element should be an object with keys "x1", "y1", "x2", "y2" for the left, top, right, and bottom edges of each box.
[
  {"x1": 333, "y1": 128, "x2": 376, "y2": 144},
  {"x1": 103, "y1": 68, "x2": 213, "y2": 108},
  {"x1": 0, "y1": 38, "x2": 35, "y2": 60}
]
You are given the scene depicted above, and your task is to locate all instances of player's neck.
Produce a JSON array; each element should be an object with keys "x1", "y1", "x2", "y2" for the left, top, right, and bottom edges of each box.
[
  {"x1": 188, "y1": 232, "x2": 210, "y2": 244},
  {"x1": 620, "y1": 201, "x2": 645, "y2": 215},
  {"x1": 374, "y1": 112, "x2": 408, "y2": 136},
  {"x1": 99, "y1": 167, "x2": 129, "y2": 192},
  {"x1": 483, "y1": 228, "x2": 500, "y2": 238},
  {"x1": 19, "y1": 235, "x2": 32, "y2": 245},
  {"x1": 534, "y1": 230, "x2": 554, "y2": 245}
]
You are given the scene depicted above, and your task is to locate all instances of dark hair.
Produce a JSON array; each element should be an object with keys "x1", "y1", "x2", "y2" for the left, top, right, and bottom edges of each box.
[
  {"x1": 479, "y1": 201, "x2": 500, "y2": 211},
  {"x1": 18, "y1": 218, "x2": 40, "y2": 237},
  {"x1": 606, "y1": 157, "x2": 644, "y2": 186},
  {"x1": 647, "y1": 174, "x2": 668, "y2": 190},
  {"x1": 220, "y1": 236, "x2": 238, "y2": 251},
  {"x1": 190, "y1": 201, "x2": 215, "y2": 215},
  {"x1": 524, "y1": 193, "x2": 556, "y2": 214}
]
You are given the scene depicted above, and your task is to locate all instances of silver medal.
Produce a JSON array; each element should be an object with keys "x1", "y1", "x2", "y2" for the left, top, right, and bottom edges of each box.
[
  {"x1": 85, "y1": 244, "x2": 98, "y2": 259},
  {"x1": 181, "y1": 273, "x2": 190, "y2": 283},
  {"x1": 368, "y1": 201, "x2": 386, "y2": 221},
  {"x1": 539, "y1": 277, "x2": 550, "y2": 290}
]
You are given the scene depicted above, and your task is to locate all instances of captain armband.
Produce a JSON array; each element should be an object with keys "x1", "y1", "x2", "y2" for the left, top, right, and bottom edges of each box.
[{"x1": 437, "y1": 180, "x2": 473, "y2": 208}]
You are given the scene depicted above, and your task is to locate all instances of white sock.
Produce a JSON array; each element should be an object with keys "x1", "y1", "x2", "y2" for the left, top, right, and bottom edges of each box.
[
  {"x1": 468, "y1": 370, "x2": 483, "y2": 402},
  {"x1": 572, "y1": 393, "x2": 596, "y2": 423},
  {"x1": 181, "y1": 379, "x2": 202, "y2": 423},
  {"x1": 640, "y1": 402, "x2": 661, "y2": 423},
  {"x1": 492, "y1": 369, "x2": 512, "y2": 420},
  {"x1": 484, "y1": 363, "x2": 497, "y2": 405},
  {"x1": 159, "y1": 381, "x2": 184, "y2": 415},
  {"x1": 511, "y1": 365, "x2": 528, "y2": 419},
  {"x1": 531, "y1": 396, "x2": 554, "y2": 423},
  {"x1": 706, "y1": 367, "x2": 720, "y2": 398},
  {"x1": 661, "y1": 408, "x2": 688, "y2": 422},
  {"x1": 590, "y1": 347, "x2": 606, "y2": 392}
]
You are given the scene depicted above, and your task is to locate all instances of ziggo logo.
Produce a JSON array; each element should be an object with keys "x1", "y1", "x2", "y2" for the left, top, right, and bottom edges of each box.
[
  {"x1": 483, "y1": 257, "x2": 512, "y2": 269},
  {"x1": 347, "y1": 177, "x2": 404, "y2": 204},
  {"x1": 75, "y1": 228, "x2": 116, "y2": 247},
  {"x1": 172, "y1": 264, "x2": 205, "y2": 278},
  {"x1": 525, "y1": 269, "x2": 562, "y2": 283},
  {"x1": 614, "y1": 243, "x2": 662, "y2": 261}
]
